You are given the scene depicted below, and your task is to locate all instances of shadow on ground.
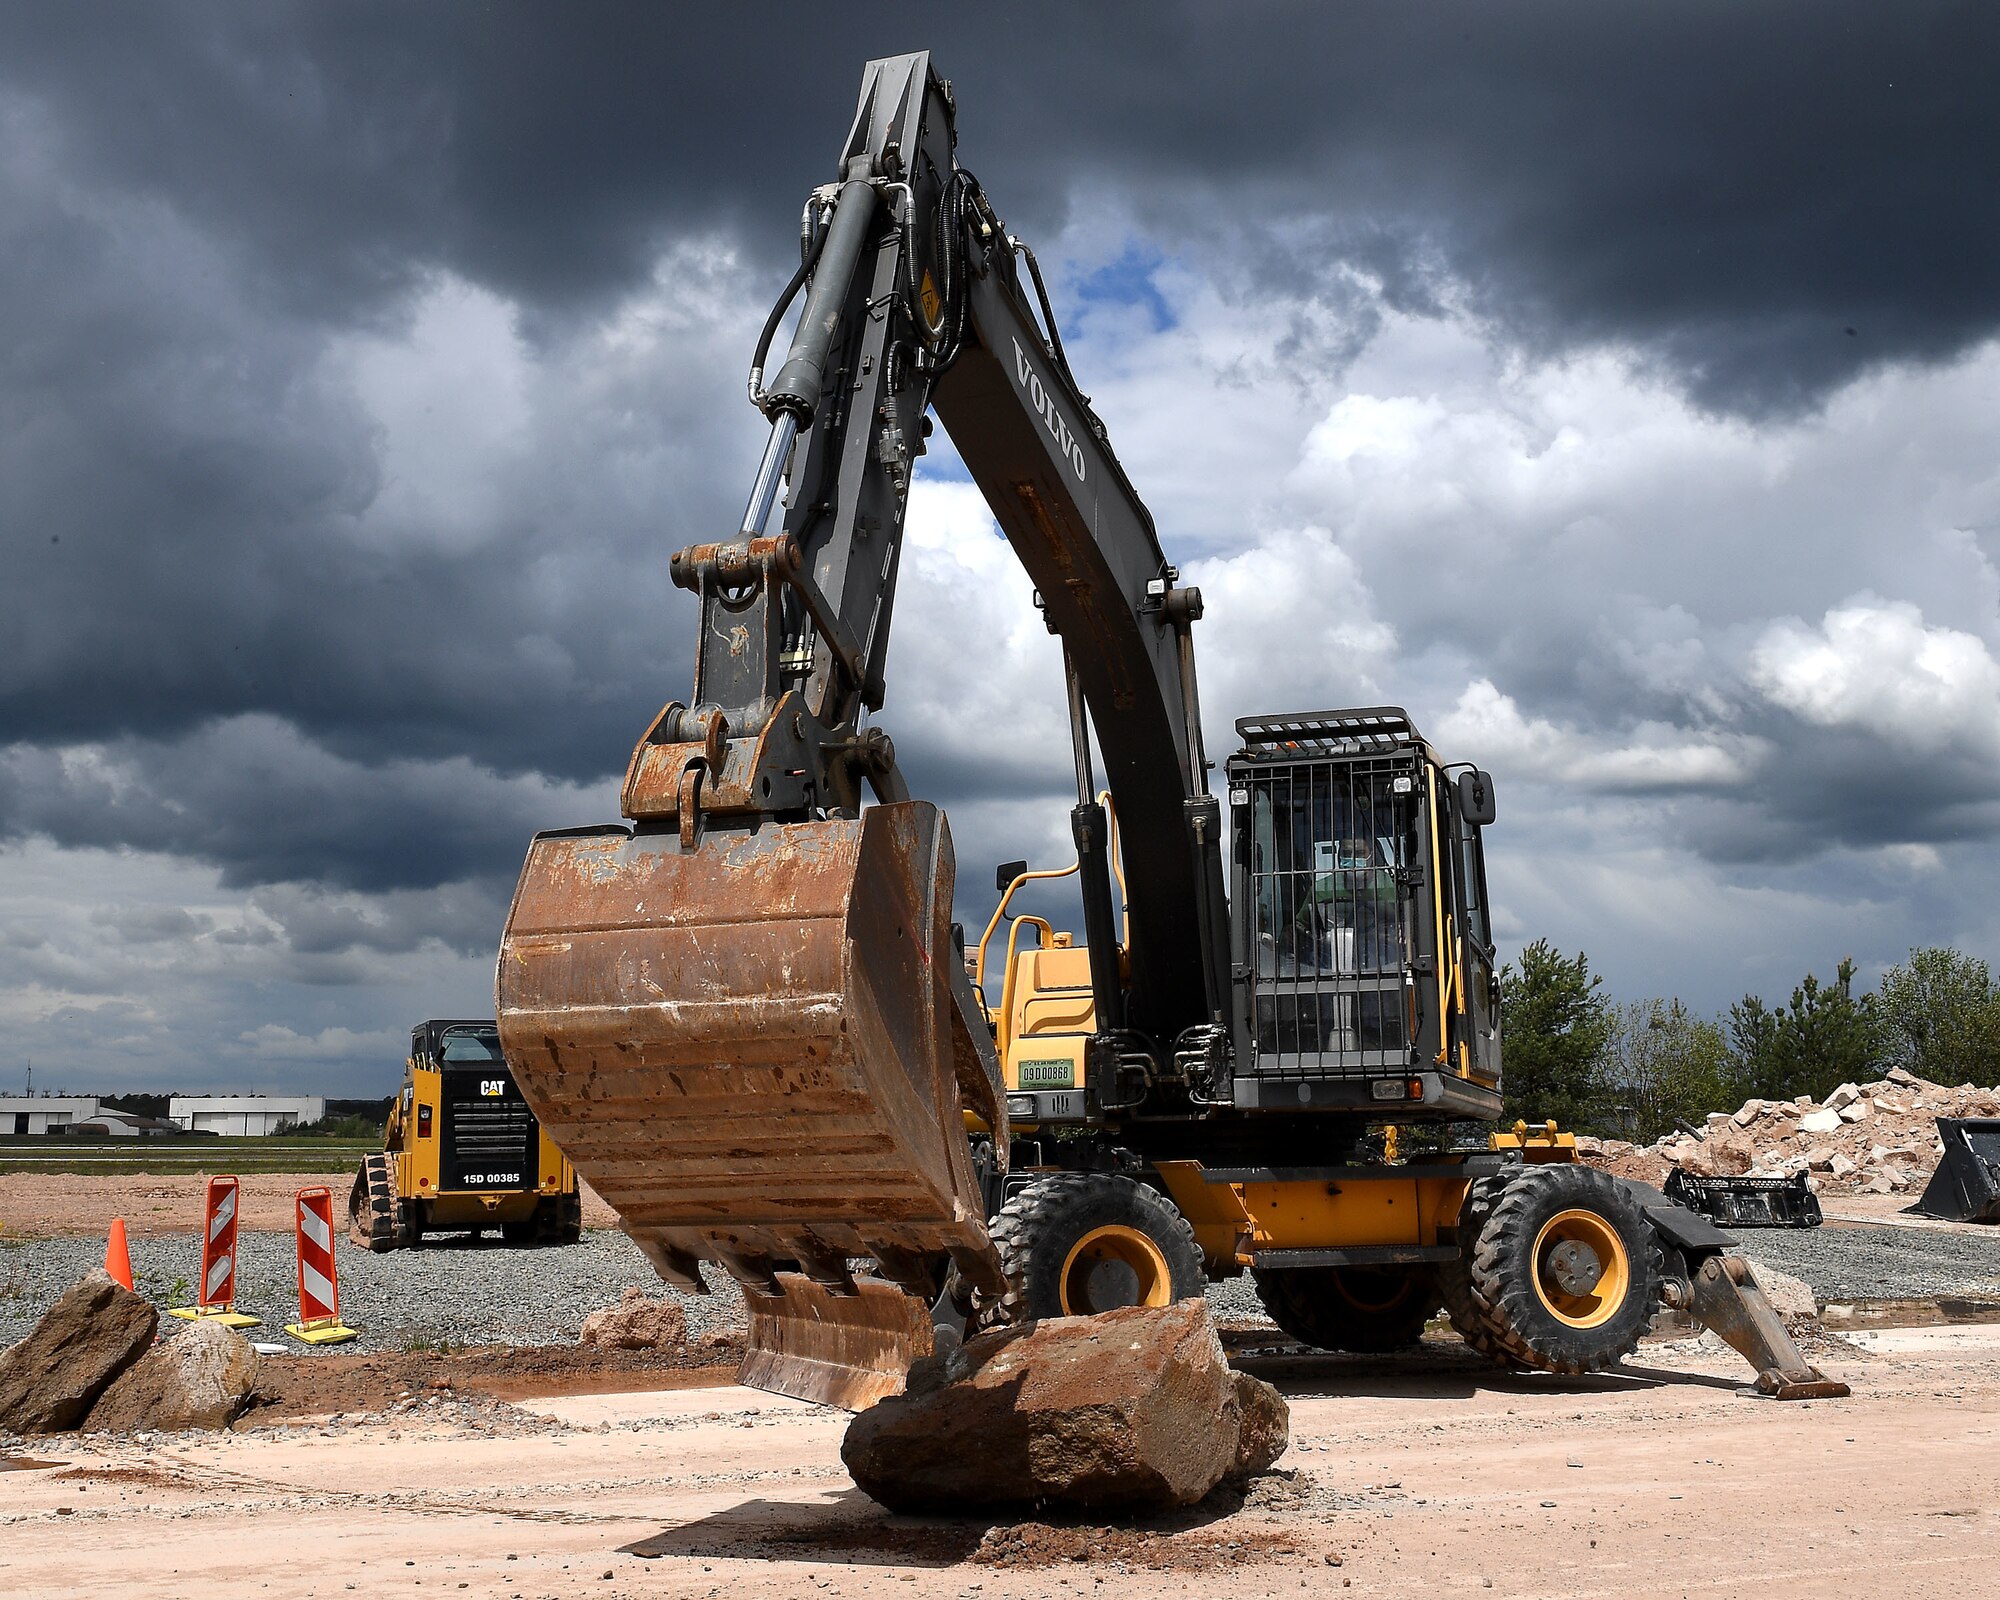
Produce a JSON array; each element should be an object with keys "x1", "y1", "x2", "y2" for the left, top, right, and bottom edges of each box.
[{"x1": 620, "y1": 1482, "x2": 1310, "y2": 1572}]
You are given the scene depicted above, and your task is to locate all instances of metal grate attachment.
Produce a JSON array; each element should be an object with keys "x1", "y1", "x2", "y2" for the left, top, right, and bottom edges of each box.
[{"x1": 1235, "y1": 751, "x2": 1420, "y2": 1078}]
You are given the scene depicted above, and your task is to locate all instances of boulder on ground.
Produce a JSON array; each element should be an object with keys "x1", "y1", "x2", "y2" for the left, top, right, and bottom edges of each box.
[
  {"x1": 1744, "y1": 1259, "x2": 1818, "y2": 1320},
  {"x1": 1798, "y1": 1108, "x2": 1842, "y2": 1134},
  {"x1": 84, "y1": 1318, "x2": 259, "y2": 1432},
  {"x1": 0, "y1": 1270, "x2": 158, "y2": 1433},
  {"x1": 1227, "y1": 1371, "x2": 1289, "y2": 1484},
  {"x1": 579, "y1": 1286, "x2": 687, "y2": 1351},
  {"x1": 842, "y1": 1300, "x2": 1279, "y2": 1513}
]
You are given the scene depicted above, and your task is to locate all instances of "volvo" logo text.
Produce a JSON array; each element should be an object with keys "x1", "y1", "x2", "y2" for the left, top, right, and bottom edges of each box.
[{"x1": 1012, "y1": 338, "x2": 1088, "y2": 486}]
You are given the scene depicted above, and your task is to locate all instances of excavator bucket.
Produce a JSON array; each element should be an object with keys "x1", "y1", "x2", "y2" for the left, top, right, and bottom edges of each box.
[{"x1": 494, "y1": 800, "x2": 1002, "y2": 1408}]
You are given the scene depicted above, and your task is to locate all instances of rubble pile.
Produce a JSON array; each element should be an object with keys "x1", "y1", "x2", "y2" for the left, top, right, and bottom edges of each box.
[{"x1": 1583, "y1": 1067, "x2": 2000, "y2": 1197}]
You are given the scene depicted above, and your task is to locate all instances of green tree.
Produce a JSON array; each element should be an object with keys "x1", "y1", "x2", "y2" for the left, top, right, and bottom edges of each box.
[
  {"x1": 1728, "y1": 958, "x2": 1882, "y2": 1104},
  {"x1": 1499, "y1": 940, "x2": 1613, "y2": 1131},
  {"x1": 1602, "y1": 998, "x2": 1733, "y2": 1145},
  {"x1": 1876, "y1": 947, "x2": 2000, "y2": 1087}
]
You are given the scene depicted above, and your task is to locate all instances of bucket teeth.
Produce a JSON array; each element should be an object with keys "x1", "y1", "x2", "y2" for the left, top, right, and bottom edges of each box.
[{"x1": 496, "y1": 800, "x2": 999, "y2": 1408}]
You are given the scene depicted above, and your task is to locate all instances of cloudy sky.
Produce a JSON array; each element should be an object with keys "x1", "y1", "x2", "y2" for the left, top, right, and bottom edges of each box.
[{"x1": 3, "y1": 3, "x2": 1997, "y2": 1095}]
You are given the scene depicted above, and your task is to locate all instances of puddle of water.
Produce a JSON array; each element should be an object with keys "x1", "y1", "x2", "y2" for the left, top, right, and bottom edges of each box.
[{"x1": 0, "y1": 1455, "x2": 65, "y2": 1472}]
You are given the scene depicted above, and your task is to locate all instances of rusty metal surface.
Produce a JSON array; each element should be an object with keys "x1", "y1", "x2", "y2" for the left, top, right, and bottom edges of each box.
[
  {"x1": 496, "y1": 800, "x2": 998, "y2": 1404},
  {"x1": 1690, "y1": 1253, "x2": 1851, "y2": 1400},
  {"x1": 741, "y1": 1273, "x2": 937, "y2": 1409}
]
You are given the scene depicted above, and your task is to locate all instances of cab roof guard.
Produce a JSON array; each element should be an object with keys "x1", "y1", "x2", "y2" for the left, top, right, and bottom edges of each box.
[{"x1": 1232, "y1": 707, "x2": 1427, "y2": 760}]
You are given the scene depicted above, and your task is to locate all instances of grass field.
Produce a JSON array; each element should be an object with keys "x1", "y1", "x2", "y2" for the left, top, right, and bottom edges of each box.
[{"x1": 0, "y1": 1136, "x2": 373, "y2": 1175}]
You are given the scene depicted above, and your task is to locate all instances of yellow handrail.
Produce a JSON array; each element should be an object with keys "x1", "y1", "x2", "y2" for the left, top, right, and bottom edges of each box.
[
  {"x1": 995, "y1": 915, "x2": 1054, "y2": 1061},
  {"x1": 975, "y1": 788, "x2": 1128, "y2": 1029},
  {"x1": 976, "y1": 862, "x2": 1079, "y2": 999}
]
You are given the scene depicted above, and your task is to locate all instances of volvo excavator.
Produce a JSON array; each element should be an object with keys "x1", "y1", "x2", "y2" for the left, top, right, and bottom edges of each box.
[{"x1": 495, "y1": 51, "x2": 1845, "y2": 1411}]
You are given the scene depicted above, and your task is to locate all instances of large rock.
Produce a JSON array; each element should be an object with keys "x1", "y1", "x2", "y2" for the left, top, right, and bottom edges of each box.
[
  {"x1": 1744, "y1": 1258, "x2": 1818, "y2": 1321},
  {"x1": 579, "y1": 1286, "x2": 687, "y2": 1351},
  {"x1": 1226, "y1": 1371, "x2": 1289, "y2": 1484},
  {"x1": 0, "y1": 1270, "x2": 158, "y2": 1433},
  {"x1": 84, "y1": 1318, "x2": 259, "y2": 1433},
  {"x1": 842, "y1": 1301, "x2": 1276, "y2": 1513}
]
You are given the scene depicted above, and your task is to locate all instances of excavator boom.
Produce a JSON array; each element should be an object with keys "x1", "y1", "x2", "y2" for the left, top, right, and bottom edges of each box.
[{"x1": 497, "y1": 53, "x2": 1212, "y2": 1405}]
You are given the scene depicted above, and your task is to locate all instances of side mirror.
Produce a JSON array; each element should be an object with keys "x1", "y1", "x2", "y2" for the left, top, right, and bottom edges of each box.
[
  {"x1": 1457, "y1": 770, "x2": 1497, "y2": 827},
  {"x1": 995, "y1": 859, "x2": 1030, "y2": 893}
]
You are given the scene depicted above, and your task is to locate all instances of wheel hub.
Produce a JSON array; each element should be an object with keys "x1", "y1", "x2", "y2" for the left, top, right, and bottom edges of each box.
[
  {"x1": 1546, "y1": 1238, "x2": 1603, "y2": 1295},
  {"x1": 1059, "y1": 1224, "x2": 1172, "y2": 1316}
]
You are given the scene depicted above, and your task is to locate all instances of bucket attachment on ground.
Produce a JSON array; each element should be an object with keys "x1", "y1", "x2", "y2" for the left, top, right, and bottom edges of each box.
[
  {"x1": 1664, "y1": 1169, "x2": 1823, "y2": 1228},
  {"x1": 496, "y1": 800, "x2": 1004, "y2": 1408},
  {"x1": 1915, "y1": 1118, "x2": 2000, "y2": 1223}
]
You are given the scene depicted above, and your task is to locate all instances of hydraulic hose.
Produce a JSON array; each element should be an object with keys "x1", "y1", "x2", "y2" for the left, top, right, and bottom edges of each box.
[{"x1": 747, "y1": 201, "x2": 832, "y2": 413}]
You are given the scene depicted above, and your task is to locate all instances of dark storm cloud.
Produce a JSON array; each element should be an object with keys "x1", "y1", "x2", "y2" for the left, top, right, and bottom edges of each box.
[
  {"x1": 6, "y1": 3, "x2": 1993, "y2": 406},
  {"x1": 1, "y1": 0, "x2": 1996, "y2": 915}
]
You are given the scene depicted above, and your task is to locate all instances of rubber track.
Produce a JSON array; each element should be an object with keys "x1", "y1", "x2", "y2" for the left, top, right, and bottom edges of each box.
[
  {"x1": 984, "y1": 1172, "x2": 1201, "y2": 1325},
  {"x1": 536, "y1": 1189, "x2": 583, "y2": 1246},
  {"x1": 347, "y1": 1152, "x2": 399, "y2": 1253}
]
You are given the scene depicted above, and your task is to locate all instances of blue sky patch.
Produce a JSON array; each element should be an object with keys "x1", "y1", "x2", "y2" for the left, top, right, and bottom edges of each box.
[{"x1": 1074, "y1": 244, "x2": 1178, "y2": 333}]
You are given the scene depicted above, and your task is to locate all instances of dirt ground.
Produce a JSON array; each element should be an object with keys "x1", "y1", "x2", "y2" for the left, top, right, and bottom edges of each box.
[
  {"x1": 0, "y1": 1172, "x2": 622, "y2": 1238},
  {"x1": 4, "y1": 1324, "x2": 1998, "y2": 1600},
  {"x1": 242, "y1": 1343, "x2": 745, "y2": 1420}
]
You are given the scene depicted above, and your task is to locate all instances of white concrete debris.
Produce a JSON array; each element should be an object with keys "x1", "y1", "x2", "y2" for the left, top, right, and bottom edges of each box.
[{"x1": 1593, "y1": 1072, "x2": 2000, "y2": 1196}]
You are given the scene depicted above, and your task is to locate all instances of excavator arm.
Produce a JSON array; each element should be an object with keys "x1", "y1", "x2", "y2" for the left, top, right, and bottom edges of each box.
[{"x1": 497, "y1": 52, "x2": 1227, "y2": 1407}]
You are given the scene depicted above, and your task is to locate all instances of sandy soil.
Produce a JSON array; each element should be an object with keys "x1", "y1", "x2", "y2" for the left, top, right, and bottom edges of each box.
[
  {"x1": 242, "y1": 1344, "x2": 743, "y2": 1421},
  {"x1": 0, "y1": 1173, "x2": 621, "y2": 1238},
  {"x1": 4, "y1": 1326, "x2": 1996, "y2": 1600}
]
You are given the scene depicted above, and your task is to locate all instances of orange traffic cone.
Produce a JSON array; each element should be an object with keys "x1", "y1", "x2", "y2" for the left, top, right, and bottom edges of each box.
[{"x1": 105, "y1": 1217, "x2": 133, "y2": 1291}]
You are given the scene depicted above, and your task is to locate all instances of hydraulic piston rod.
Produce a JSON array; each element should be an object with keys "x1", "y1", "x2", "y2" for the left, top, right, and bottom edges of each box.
[{"x1": 739, "y1": 411, "x2": 800, "y2": 537}]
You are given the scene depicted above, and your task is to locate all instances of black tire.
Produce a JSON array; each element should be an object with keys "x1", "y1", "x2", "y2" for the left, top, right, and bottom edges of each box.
[
  {"x1": 1253, "y1": 1264, "x2": 1440, "y2": 1353},
  {"x1": 500, "y1": 1219, "x2": 537, "y2": 1245},
  {"x1": 987, "y1": 1173, "x2": 1204, "y2": 1324},
  {"x1": 1438, "y1": 1173, "x2": 1523, "y2": 1365},
  {"x1": 347, "y1": 1152, "x2": 399, "y2": 1253},
  {"x1": 1443, "y1": 1164, "x2": 1661, "y2": 1375}
]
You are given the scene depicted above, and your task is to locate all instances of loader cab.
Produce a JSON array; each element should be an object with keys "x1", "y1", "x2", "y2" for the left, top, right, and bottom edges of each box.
[{"x1": 1226, "y1": 708, "x2": 1501, "y2": 1120}]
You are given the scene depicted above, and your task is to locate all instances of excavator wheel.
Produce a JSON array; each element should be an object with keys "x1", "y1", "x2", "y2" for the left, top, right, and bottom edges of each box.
[
  {"x1": 1252, "y1": 1264, "x2": 1440, "y2": 1353},
  {"x1": 987, "y1": 1173, "x2": 1204, "y2": 1324},
  {"x1": 1442, "y1": 1164, "x2": 1662, "y2": 1375},
  {"x1": 347, "y1": 1152, "x2": 400, "y2": 1253}
]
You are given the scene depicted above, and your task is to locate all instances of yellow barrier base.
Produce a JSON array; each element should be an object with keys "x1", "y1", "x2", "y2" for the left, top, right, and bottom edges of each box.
[
  {"x1": 169, "y1": 1307, "x2": 262, "y2": 1329},
  {"x1": 285, "y1": 1320, "x2": 360, "y2": 1346}
]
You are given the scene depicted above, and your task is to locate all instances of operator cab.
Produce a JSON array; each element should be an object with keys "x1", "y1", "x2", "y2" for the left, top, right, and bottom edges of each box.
[{"x1": 1226, "y1": 708, "x2": 1500, "y2": 1120}]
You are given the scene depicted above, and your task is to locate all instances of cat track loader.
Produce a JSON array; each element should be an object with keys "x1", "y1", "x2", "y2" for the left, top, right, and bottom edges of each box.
[
  {"x1": 348, "y1": 1020, "x2": 580, "y2": 1252},
  {"x1": 495, "y1": 51, "x2": 1845, "y2": 1409}
]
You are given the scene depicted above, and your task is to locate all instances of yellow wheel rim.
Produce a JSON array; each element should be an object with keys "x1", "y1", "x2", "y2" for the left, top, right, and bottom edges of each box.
[
  {"x1": 1531, "y1": 1209, "x2": 1631, "y2": 1329},
  {"x1": 1058, "y1": 1224, "x2": 1172, "y2": 1316}
]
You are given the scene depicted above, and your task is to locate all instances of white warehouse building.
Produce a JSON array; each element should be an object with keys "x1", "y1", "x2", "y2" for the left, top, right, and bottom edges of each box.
[
  {"x1": 1, "y1": 1096, "x2": 101, "y2": 1136},
  {"x1": 169, "y1": 1096, "x2": 326, "y2": 1136}
]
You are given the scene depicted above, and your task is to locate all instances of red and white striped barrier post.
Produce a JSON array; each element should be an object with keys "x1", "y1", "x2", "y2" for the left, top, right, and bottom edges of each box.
[
  {"x1": 286, "y1": 1186, "x2": 359, "y2": 1345},
  {"x1": 169, "y1": 1174, "x2": 261, "y2": 1328}
]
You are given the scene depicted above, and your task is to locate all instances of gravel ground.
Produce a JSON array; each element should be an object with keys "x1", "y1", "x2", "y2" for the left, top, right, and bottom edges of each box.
[
  {"x1": 1734, "y1": 1221, "x2": 2000, "y2": 1302},
  {"x1": 0, "y1": 1228, "x2": 746, "y2": 1354},
  {"x1": 3, "y1": 1218, "x2": 1993, "y2": 1356}
]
